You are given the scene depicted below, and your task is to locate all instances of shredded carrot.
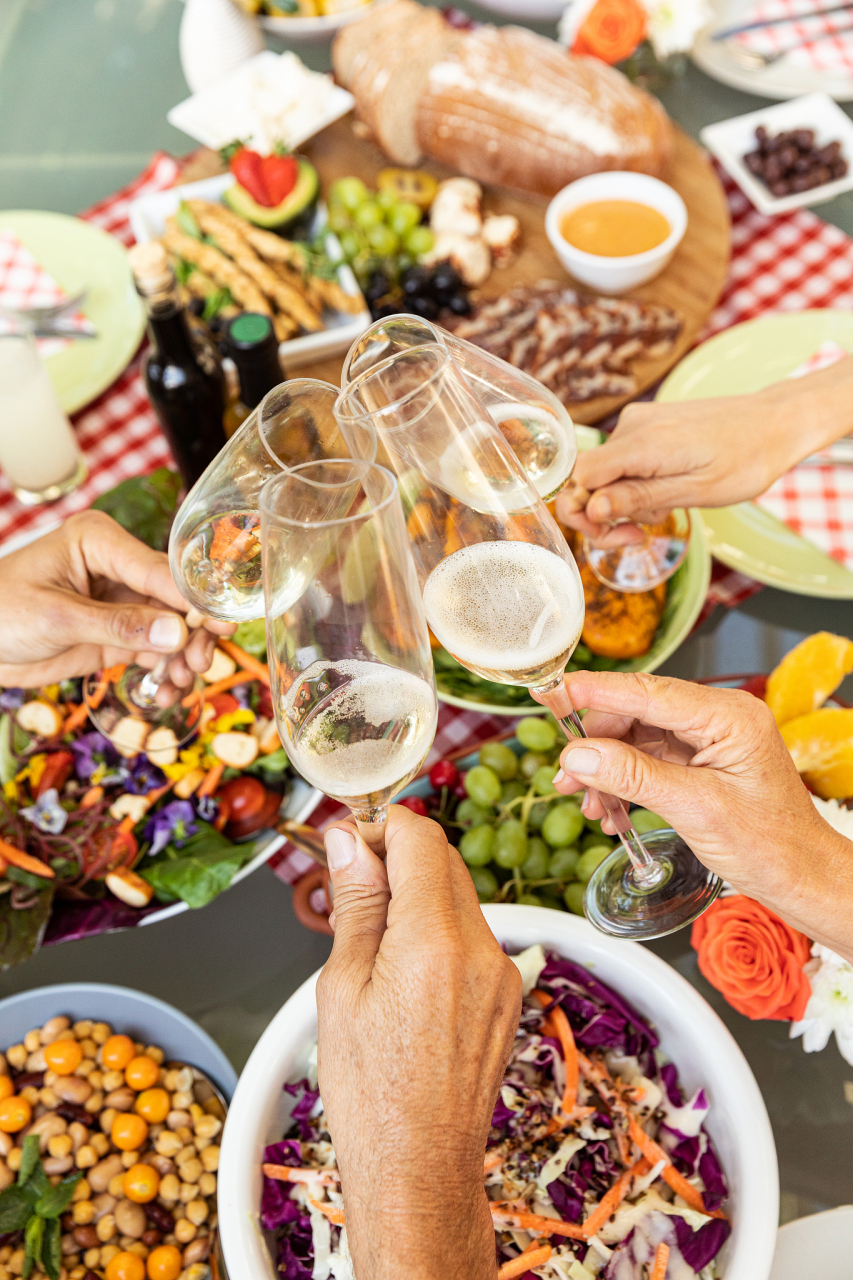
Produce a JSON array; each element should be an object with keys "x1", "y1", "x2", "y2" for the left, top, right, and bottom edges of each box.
[
  {"x1": 580, "y1": 1157, "x2": 650, "y2": 1239},
  {"x1": 208, "y1": 513, "x2": 261, "y2": 566},
  {"x1": 626, "y1": 1116, "x2": 726, "y2": 1220},
  {"x1": 118, "y1": 815, "x2": 136, "y2": 836},
  {"x1": 578, "y1": 1051, "x2": 633, "y2": 1165},
  {"x1": 262, "y1": 1164, "x2": 339, "y2": 1185},
  {"x1": 80, "y1": 786, "x2": 104, "y2": 809},
  {"x1": 650, "y1": 1242, "x2": 670, "y2": 1280},
  {"x1": 489, "y1": 1204, "x2": 585, "y2": 1240},
  {"x1": 0, "y1": 836, "x2": 54, "y2": 879},
  {"x1": 218, "y1": 639, "x2": 270, "y2": 686},
  {"x1": 86, "y1": 664, "x2": 127, "y2": 710},
  {"x1": 533, "y1": 989, "x2": 578, "y2": 1113},
  {"x1": 498, "y1": 1242, "x2": 552, "y2": 1280},
  {"x1": 197, "y1": 761, "x2": 226, "y2": 798},
  {"x1": 484, "y1": 1152, "x2": 504, "y2": 1174},
  {"x1": 63, "y1": 703, "x2": 90, "y2": 734},
  {"x1": 182, "y1": 669, "x2": 254, "y2": 708},
  {"x1": 146, "y1": 782, "x2": 174, "y2": 807},
  {"x1": 309, "y1": 1199, "x2": 345, "y2": 1226}
]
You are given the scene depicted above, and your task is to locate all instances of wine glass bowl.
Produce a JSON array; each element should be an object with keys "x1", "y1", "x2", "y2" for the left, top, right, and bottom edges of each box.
[
  {"x1": 584, "y1": 508, "x2": 692, "y2": 593},
  {"x1": 83, "y1": 664, "x2": 203, "y2": 754}
]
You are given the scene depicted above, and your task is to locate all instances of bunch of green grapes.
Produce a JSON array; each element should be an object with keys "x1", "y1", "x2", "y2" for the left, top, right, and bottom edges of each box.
[
  {"x1": 327, "y1": 176, "x2": 434, "y2": 287},
  {"x1": 451, "y1": 717, "x2": 665, "y2": 913}
]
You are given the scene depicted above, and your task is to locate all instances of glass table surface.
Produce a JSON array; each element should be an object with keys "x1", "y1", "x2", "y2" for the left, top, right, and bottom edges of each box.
[{"x1": 1, "y1": 0, "x2": 852, "y2": 1226}]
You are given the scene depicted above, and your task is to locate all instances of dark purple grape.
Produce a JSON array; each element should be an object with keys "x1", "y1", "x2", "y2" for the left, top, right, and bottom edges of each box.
[
  {"x1": 447, "y1": 292, "x2": 471, "y2": 316},
  {"x1": 410, "y1": 295, "x2": 440, "y2": 320},
  {"x1": 371, "y1": 300, "x2": 406, "y2": 320},
  {"x1": 429, "y1": 262, "x2": 463, "y2": 301},
  {"x1": 365, "y1": 270, "x2": 391, "y2": 304},
  {"x1": 401, "y1": 266, "x2": 430, "y2": 297}
]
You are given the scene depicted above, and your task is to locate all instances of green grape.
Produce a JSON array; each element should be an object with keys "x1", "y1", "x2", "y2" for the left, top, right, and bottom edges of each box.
[
  {"x1": 584, "y1": 816, "x2": 605, "y2": 837},
  {"x1": 532, "y1": 765, "x2": 558, "y2": 796},
  {"x1": 494, "y1": 819, "x2": 528, "y2": 869},
  {"x1": 501, "y1": 780, "x2": 527, "y2": 804},
  {"x1": 456, "y1": 798, "x2": 495, "y2": 829},
  {"x1": 519, "y1": 750, "x2": 548, "y2": 780},
  {"x1": 329, "y1": 177, "x2": 369, "y2": 211},
  {"x1": 542, "y1": 802, "x2": 585, "y2": 849},
  {"x1": 540, "y1": 892, "x2": 565, "y2": 913},
  {"x1": 337, "y1": 230, "x2": 362, "y2": 263},
  {"x1": 581, "y1": 832, "x2": 614, "y2": 853},
  {"x1": 388, "y1": 201, "x2": 422, "y2": 237},
  {"x1": 470, "y1": 867, "x2": 498, "y2": 902},
  {"x1": 353, "y1": 200, "x2": 384, "y2": 230},
  {"x1": 528, "y1": 801, "x2": 550, "y2": 831},
  {"x1": 517, "y1": 893, "x2": 543, "y2": 907},
  {"x1": 403, "y1": 225, "x2": 435, "y2": 257},
  {"x1": 564, "y1": 883, "x2": 586, "y2": 915},
  {"x1": 459, "y1": 824, "x2": 497, "y2": 867},
  {"x1": 630, "y1": 808, "x2": 668, "y2": 834},
  {"x1": 327, "y1": 206, "x2": 351, "y2": 234},
  {"x1": 549, "y1": 847, "x2": 579, "y2": 880},
  {"x1": 516, "y1": 717, "x2": 558, "y2": 753},
  {"x1": 366, "y1": 223, "x2": 400, "y2": 256},
  {"x1": 521, "y1": 838, "x2": 550, "y2": 880},
  {"x1": 480, "y1": 742, "x2": 518, "y2": 781},
  {"x1": 577, "y1": 844, "x2": 612, "y2": 883},
  {"x1": 376, "y1": 188, "x2": 397, "y2": 212},
  {"x1": 464, "y1": 765, "x2": 502, "y2": 807}
]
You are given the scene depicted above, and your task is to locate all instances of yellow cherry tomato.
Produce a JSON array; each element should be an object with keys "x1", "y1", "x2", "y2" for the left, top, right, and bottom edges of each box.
[
  {"x1": 0, "y1": 1077, "x2": 14, "y2": 1102},
  {"x1": 134, "y1": 1088, "x2": 170, "y2": 1124},
  {"x1": 102, "y1": 1034, "x2": 136, "y2": 1071},
  {"x1": 111, "y1": 1112, "x2": 148, "y2": 1152},
  {"x1": 44, "y1": 1037, "x2": 83, "y2": 1076},
  {"x1": 0, "y1": 1095, "x2": 31, "y2": 1133},
  {"x1": 124, "y1": 1055, "x2": 160, "y2": 1092},
  {"x1": 122, "y1": 1163, "x2": 160, "y2": 1204},
  {"x1": 105, "y1": 1252, "x2": 146, "y2": 1280},
  {"x1": 146, "y1": 1245, "x2": 182, "y2": 1280}
]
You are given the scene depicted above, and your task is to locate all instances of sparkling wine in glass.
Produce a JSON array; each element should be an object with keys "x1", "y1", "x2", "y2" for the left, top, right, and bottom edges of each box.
[
  {"x1": 335, "y1": 343, "x2": 720, "y2": 937},
  {"x1": 261, "y1": 459, "x2": 437, "y2": 854}
]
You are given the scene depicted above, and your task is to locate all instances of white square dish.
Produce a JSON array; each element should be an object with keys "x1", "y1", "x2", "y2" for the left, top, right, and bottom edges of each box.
[
  {"x1": 700, "y1": 91, "x2": 853, "y2": 215},
  {"x1": 128, "y1": 173, "x2": 370, "y2": 371}
]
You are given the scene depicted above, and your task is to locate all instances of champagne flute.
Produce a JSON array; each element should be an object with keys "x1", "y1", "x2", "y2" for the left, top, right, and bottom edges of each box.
[
  {"x1": 342, "y1": 316, "x2": 577, "y2": 501},
  {"x1": 261, "y1": 458, "x2": 437, "y2": 854},
  {"x1": 581, "y1": 508, "x2": 692, "y2": 592},
  {"x1": 335, "y1": 343, "x2": 721, "y2": 938}
]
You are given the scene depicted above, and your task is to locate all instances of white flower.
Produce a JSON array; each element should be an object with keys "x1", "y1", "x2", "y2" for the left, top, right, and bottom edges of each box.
[
  {"x1": 557, "y1": 0, "x2": 598, "y2": 49},
  {"x1": 790, "y1": 943, "x2": 853, "y2": 1065},
  {"x1": 811, "y1": 793, "x2": 853, "y2": 841},
  {"x1": 641, "y1": 0, "x2": 712, "y2": 60}
]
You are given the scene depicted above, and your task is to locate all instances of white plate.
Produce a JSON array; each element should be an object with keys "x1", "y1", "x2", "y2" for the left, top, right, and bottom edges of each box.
[
  {"x1": 700, "y1": 91, "x2": 853, "y2": 215},
  {"x1": 693, "y1": 0, "x2": 853, "y2": 101},
  {"x1": 167, "y1": 50, "x2": 354, "y2": 153},
  {"x1": 769, "y1": 1206, "x2": 853, "y2": 1280},
  {"x1": 258, "y1": 0, "x2": 381, "y2": 39},
  {"x1": 128, "y1": 173, "x2": 370, "y2": 370}
]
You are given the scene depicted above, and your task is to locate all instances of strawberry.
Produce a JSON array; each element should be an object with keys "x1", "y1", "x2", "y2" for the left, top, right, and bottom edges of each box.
[
  {"x1": 228, "y1": 146, "x2": 272, "y2": 207},
  {"x1": 260, "y1": 152, "x2": 298, "y2": 205}
]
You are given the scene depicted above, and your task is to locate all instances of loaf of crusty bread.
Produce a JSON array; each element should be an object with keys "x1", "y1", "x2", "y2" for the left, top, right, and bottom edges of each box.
[
  {"x1": 332, "y1": 0, "x2": 462, "y2": 167},
  {"x1": 415, "y1": 24, "x2": 673, "y2": 197}
]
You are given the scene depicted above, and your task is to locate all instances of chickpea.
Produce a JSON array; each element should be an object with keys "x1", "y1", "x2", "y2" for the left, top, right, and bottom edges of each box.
[
  {"x1": 100, "y1": 1109, "x2": 118, "y2": 1136},
  {"x1": 193, "y1": 1140, "x2": 209, "y2": 1155},
  {"x1": 165, "y1": 1113, "x2": 190, "y2": 1133},
  {"x1": 0, "y1": 1247, "x2": 11, "y2": 1264},
  {"x1": 9, "y1": 1250, "x2": 25, "y2": 1276},
  {"x1": 89, "y1": 1072, "x2": 104, "y2": 1092},
  {"x1": 48, "y1": 1135, "x2": 73, "y2": 1160},
  {"x1": 79, "y1": 1040, "x2": 98, "y2": 1061},
  {"x1": 26, "y1": 1049, "x2": 47, "y2": 1073},
  {"x1": 69, "y1": 1269, "x2": 87, "y2": 1280},
  {"x1": 192, "y1": 1116, "x2": 220, "y2": 1142},
  {"x1": 0, "y1": 1161, "x2": 12, "y2": 1193},
  {"x1": 170, "y1": 1094, "x2": 192, "y2": 1113},
  {"x1": 183, "y1": 1202, "x2": 207, "y2": 1229},
  {"x1": 83, "y1": 1250, "x2": 100, "y2": 1270},
  {"x1": 154, "y1": 1134, "x2": 182, "y2": 1159},
  {"x1": 7, "y1": 1149, "x2": 22, "y2": 1173},
  {"x1": 75, "y1": 1061, "x2": 95, "y2": 1080},
  {"x1": 99, "y1": 1245, "x2": 121, "y2": 1268},
  {"x1": 103, "y1": 1073, "x2": 125, "y2": 1093},
  {"x1": 0, "y1": 1265, "x2": 9, "y2": 1280},
  {"x1": 172, "y1": 1221, "x2": 196, "y2": 1246},
  {"x1": 70, "y1": 1178, "x2": 91, "y2": 1203},
  {"x1": 199, "y1": 1147, "x2": 218, "y2": 1173},
  {"x1": 197, "y1": 1174, "x2": 215, "y2": 1199},
  {"x1": 19, "y1": 1088, "x2": 40, "y2": 1107},
  {"x1": 73, "y1": 1021, "x2": 94, "y2": 1040},
  {"x1": 124, "y1": 1243, "x2": 148, "y2": 1261},
  {"x1": 91, "y1": 1024, "x2": 112, "y2": 1046},
  {"x1": 184, "y1": 1263, "x2": 208, "y2": 1280},
  {"x1": 75, "y1": 1147, "x2": 97, "y2": 1170},
  {"x1": 121, "y1": 1152, "x2": 140, "y2": 1170},
  {"x1": 177, "y1": 1161, "x2": 201, "y2": 1186},
  {"x1": 0, "y1": 1134, "x2": 11, "y2": 1159},
  {"x1": 174, "y1": 1129, "x2": 193, "y2": 1148},
  {"x1": 39, "y1": 1089, "x2": 59, "y2": 1110},
  {"x1": 144, "y1": 1048, "x2": 164, "y2": 1066},
  {"x1": 108, "y1": 1176, "x2": 127, "y2": 1199},
  {"x1": 158, "y1": 1175, "x2": 180, "y2": 1203},
  {"x1": 93, "y1": 1132, "x2": 113, "y2": 1157},
  {"x1": 96, "y1": 1215, "x2": 117, "y2": 1244},
  {"x1": 84, "y1": 1092, "x2": 104, "y2": 1116},
  {"x1": 24, "y1": 1030, "x2": 41, "y2": 1054},
  {"x1": 72, "y1": 1203, "x2": 95, "y2": 1227},
  {"x1": 6, "y1": 1046, "x2": 26, "y2": 1072},
  {"x1": 178, "y1": 1185, "x2": 195, "y2": 1206}
]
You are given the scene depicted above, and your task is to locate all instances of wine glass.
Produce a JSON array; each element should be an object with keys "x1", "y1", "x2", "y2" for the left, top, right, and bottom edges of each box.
[
  {"x1": 581, "y1": 508, "x2": 692, "y2": 593},
  {"x1": 261, "y1": 458, "x2": 437, "y2": 854},
  {"x1": 83, "y1": 658, "x2": 204, "y2": 756},
  {"x1": 169, "y1": 378, "x2": 368, "y2": 625},
  {"x1": 341, "y1": 316, "x2": 577, "y2": 501},
  {"x1": 335, "y1": 343, "x2": 721, "y2": 938}
]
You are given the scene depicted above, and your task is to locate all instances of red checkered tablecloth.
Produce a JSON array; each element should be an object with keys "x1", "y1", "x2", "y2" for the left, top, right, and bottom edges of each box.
[{"x1": 735, "y1": 0, "x2": 853, "y2": 75}]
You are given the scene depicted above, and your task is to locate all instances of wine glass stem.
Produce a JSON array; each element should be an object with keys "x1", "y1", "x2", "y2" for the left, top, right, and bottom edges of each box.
[
  {"x1": 353, "y1": 806, "x2": 388, "y2": 857},
  {"x1": 131, "y1": 656, "x2": 170, "y2": 710},
  {"x1": 534, "y1": 685, "x2": 664, "y2": 888}
]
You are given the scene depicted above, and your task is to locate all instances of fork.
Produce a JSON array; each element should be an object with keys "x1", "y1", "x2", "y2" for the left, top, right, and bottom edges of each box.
[
  {"x1": 13, "y1": 289, "x2": 88, "y2": 324},
  {"x1": 725, "y1": 24, "x2": 853, "y2": 67}
]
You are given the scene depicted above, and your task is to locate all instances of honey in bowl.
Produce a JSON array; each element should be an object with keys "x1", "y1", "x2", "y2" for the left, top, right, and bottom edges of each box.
[{"x1": 559, "y1": 200, "x2": 671, "y2": 258}]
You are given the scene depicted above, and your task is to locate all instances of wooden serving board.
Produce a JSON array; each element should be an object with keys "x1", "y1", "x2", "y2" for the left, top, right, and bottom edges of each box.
[{"x1": 181, "y1": 117, "x2": 731, "y2": 423}]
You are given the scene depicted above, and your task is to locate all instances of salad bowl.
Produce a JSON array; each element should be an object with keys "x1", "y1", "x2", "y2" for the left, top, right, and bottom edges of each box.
[{"x1": 217, "y1": 905, "x2": 778, "y2": 1280}]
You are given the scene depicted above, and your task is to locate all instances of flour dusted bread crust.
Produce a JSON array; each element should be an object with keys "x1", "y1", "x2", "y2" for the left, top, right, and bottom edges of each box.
[{"x1": 416, "y1": 24, "x2": 673, "y2": 197}]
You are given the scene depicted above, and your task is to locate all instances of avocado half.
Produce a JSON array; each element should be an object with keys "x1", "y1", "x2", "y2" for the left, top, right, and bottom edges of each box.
[{"x1": 224, "y1": 158, "x2": 319, "y2": 235}]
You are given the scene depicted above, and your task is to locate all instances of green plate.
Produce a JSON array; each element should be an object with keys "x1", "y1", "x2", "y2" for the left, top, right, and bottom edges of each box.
[
  {"x1": 0, "y1": 210, "x2": 145, "y2": 414},
  {"x1": 657, "y1": 309, "x2": 853, "y2": 599}
]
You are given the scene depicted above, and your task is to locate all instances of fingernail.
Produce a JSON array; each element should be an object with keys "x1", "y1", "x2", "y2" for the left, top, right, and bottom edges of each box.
[
  {"x1": 553, "y1": 768, "x2": 567, "y2": 787},
  {"x1": 325, "y1": 828, "x2": 355, "y2": 871},
  {"x1": 589, "y1": 494, "x2": 610, "y2": 521},
  {"x1": 148, "y1": 615, "x2": 184, "y2": 651},
  {"x1": 564, "y1": 748, "x2": 601, "y2": 776}
]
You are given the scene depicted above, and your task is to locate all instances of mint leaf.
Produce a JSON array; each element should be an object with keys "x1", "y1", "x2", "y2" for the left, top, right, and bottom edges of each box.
[
  {"x1": 0, "y1": 1184, "x2": 35, "y2": 1233},
  {"x1": 92, "y1": 469, "x2": 182, "y2": 552},
  {"x1": 18, "y1": 1134, "x2": 40, "y2": 1186},
  {"x1": 42, "y1": 1217, "x2": 61, "y2": 1280},
  {"x1": 35, "y1": 1172, "x2": 82, "y2": 1219},
  {"x1": 23, "y1": 1213, "x2": 43, "y2": 1280}
]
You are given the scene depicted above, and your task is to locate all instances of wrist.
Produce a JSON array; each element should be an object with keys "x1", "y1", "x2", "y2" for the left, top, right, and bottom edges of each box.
[
  {"x1": 752, "y1": 815, "x2": 853, "y2": 960},
  {"x1": 761, "y1": 358, "x2": 853, "y2": 467}
]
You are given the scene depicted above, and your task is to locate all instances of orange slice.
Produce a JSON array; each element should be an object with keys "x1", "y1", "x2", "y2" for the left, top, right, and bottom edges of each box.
[{"x1": 766, "y1": 632, "x2": 853, "y2": 726}]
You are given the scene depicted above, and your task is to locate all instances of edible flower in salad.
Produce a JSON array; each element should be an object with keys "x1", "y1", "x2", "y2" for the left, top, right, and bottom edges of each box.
[
  {"x1": 260, "y1": 948, "x2": 730, "y2": 1280},
  {"x1": 19, "y1": 787, "x2": 68, "y2": 835},
  {"x1": 144, "y1": 799, "x2": 198, "y2": 856},
  {"x1": 0, "y1": 688, "x2": 25, "y2": 712},
  {"x1": 71, "y1": 730, "x2": 121, "y2": 782},
  {"x1": 125, "y1": 755, "x2": 168, "y2": 795}
]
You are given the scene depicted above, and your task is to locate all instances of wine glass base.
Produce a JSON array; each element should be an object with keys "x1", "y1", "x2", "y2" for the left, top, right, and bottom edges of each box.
[
  {"x1": 84, "y1": 667, "x2": 204, "y2": 752},
  {"x1": 583, "y1": 828, "x2": 722, "y2": 940}
]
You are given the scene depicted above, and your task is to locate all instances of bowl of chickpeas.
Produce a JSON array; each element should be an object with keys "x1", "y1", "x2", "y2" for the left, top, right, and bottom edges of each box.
[{"x1": 0, "y1": 984, "x2": 237, "y2": 1280}]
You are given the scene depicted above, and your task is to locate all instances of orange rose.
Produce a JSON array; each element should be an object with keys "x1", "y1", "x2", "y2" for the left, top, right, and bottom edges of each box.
[
  {"x1": 572, "y1": 0, "x2": 647, "y2": 65},
  {"x1": 691, "y1": 896, "x2": 812, "y2": 1022}
]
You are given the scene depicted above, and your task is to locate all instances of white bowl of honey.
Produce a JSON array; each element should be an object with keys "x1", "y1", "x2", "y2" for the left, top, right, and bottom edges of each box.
[{"x1": 545, "y1": 171, "x2": 687, "y2": 294}]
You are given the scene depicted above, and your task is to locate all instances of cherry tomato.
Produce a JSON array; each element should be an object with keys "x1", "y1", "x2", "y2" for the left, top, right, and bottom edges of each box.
[
  {"x1": 134, "y1": 1087, "x2": 170, "y2": 1124},
  {"x1": 398, "y1": 796, "x2": 428, "y2": 817},
  {"x1": 0, "y1": 1095, "x2": 31, "y2": 1133},
  {"x1": 218, "y1": 776, "x2": 266, "y2": 821},
  {"x1": 123, "y1": 1163, "x2": 160, "y2": 1203},
  {"x1": 209, "y1": 693, "x2": 240, "y2": 717},
  {"x1": 146, "y1": 1245, "x2": 182, "y2": 1280},
  {"x1": 112, "y1": 1112, "x2": 149, "y2": 1151},
  {"x1": 35, "y1": 750, "x2": 74, "y2": 799},
  {"x1": 105, "y1": 1252, "x2": 146, "y2": 1280},
  {"x1": 102, "y1": 1034, "x2": 135, "y2": 1071},
  {"x1": 429, "y1": 759, "x2": 458, "y2": 790},
  {"x1": 0, "y1": 1078, "x2": 13, "y2": 1102},
  {"x1": 44, "y1": 1038, "x2": 83, "y2": 1076},
  {"x1": 225, "y1": 787, "x2": 281, "y2": 840},
  {"x1": 125, "y1": 1054, "x2": 160, "y2": 1091}
]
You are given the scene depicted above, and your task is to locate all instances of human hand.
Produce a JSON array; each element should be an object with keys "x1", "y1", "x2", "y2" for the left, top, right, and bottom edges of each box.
[
  {"x1": 0, "y1": 510, "x2": 233, "y2": 690},
  {"x1": 316, "y1": 805, "x2": 521, "y2": 1280},
  {"x1": 538, "y1": 671, "x2": 853, "y2": 957}
]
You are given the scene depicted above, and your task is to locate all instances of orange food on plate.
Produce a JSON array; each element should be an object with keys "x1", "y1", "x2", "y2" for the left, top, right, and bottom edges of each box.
[
  {"x1": 105, "y1": 1252, "x2": 146, "y2": 1280},
  {"x1": 123, "y1": 1162, "x2": 160, "y2": 1203},
  {"x1": 134, "y1": 1087, "x2": 171, "y2": 1123},
  {"x1": 691, "y1": 895, "x2": 811, "y2": 1021},
  {"x1": 44, "y1": 1037, "x2": 83, "y2": 1075},
  {"x1": 579, "y1": 557, "x2": 665, "y2": 659},
  {"x1": 765, "y1": 631, "x2": 853, "y2": 725},
  {"x1": 0, "y1": 1094, "x2": 31, "y2": 1133},
  {"x1": 780, "y1": 707, "x2": 853, "y2": 799},
  {"x1": 102, "y1": 1033, "x2": 136, "y2": 1071},
  {"x1": 572, "y1": 0, "x2": 647, "y2": 63},
  {"x1": 125, "y1": 1054, "x2": 160, "y2": 1091},
  {"x1": 112, "y1": 1111, "x2": 149, "y2": 1151},
  {"x1": 146, "y1": 1245, "x2": 183, "y2": 1280}
]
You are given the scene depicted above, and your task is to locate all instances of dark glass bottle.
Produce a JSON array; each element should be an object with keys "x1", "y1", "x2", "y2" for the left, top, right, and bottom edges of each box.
[
  {"x1": 223, "y1": 312, "x2": 284, "y2": 438},
  {"x1": 129, "y1": 243, "x2": 227, "y2": 489}
]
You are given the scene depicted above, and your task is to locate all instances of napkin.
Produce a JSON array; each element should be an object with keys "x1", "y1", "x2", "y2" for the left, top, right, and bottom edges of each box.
[
  {"x1": 0, "y1": 228, "x2": 91, "y2": 358},
  {"x1": 735, "y1": 0, "x2": 853, "y2": 76}
]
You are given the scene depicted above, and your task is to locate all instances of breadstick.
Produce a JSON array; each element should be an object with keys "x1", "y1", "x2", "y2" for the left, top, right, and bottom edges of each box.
[{"x1": 161, "y1": 224, "x2": 270, "y2": 315}]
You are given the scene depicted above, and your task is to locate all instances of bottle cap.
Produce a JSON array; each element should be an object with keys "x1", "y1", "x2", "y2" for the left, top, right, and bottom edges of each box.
[
  {"x1": 227, "y1": 313, "x2": 274, "y2": 349},
  {"x1": 128, "y1": 242, "x2": 173, "y2": 294}
]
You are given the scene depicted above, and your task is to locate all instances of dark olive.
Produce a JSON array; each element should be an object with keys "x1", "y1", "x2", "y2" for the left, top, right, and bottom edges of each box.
[
  {"x1": 409, "y1": 295, "x2": 440, "y2": 320},
  {"x1": 400, "y1": 266, "x2": 429, "y2": 297},
  {"x1": 365, "y1": 270, "x2": 391, "y2": 303},
  {"x1": 447, "y1": 292, "x2": 472, "y2": 316},
  {"x1": 429, "y1": 262, "x2": 463, "y2": 299}
]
